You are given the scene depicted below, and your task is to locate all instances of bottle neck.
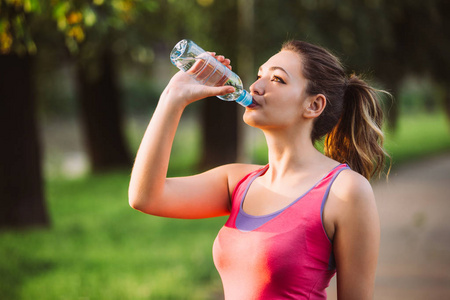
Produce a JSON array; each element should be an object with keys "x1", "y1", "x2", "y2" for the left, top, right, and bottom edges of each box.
[{"x1": 235, "y1": 90, "x2": 253, "y2": 107}]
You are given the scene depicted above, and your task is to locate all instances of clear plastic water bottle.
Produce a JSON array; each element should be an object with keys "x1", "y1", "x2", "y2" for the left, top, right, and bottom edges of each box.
[{"x1": 170, "y1": 39, "x2": 253, "y2": 107}]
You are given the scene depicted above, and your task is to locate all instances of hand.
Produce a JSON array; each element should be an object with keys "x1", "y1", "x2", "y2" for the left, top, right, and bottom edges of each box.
[
  {"x1": 209, "y1": 52, "x2": 232, "y2": 71},
  {"x1": 161, "y1": 53, "x2": 235, "y2": 108}
]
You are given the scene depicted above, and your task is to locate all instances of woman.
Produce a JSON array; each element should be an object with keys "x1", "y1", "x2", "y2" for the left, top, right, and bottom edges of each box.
[{"x1": 129, "y1": 40, "x2": 388, "y2": 299}]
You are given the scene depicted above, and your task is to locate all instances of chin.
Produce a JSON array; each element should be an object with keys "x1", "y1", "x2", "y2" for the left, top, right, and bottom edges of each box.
[{"x1": 243, "y1": 112, "x2": 266, "y2": 129}]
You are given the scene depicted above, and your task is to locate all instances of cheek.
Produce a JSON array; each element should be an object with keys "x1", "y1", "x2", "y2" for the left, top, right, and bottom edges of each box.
[
  {"x1": 274, "y1": 107, "x2": 302, "y2": 125},
  {"x1": 275, "y1": 95, "x2": 303, "y2": 117}
]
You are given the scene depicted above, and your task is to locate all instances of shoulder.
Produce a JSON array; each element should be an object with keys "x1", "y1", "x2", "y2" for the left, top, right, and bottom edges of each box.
[
  {"x1": 215, "y1": 163, "x2": 264, "y2": 193},
  {"x1": 332, "y1": 168, "x2": 375, "y2": 203},
  {"x1": 224, "y1": 163, "x2": 264, "y2": 183},
  {"x1": 328, "y1": 168, "x2": 378, "y2": 225}
]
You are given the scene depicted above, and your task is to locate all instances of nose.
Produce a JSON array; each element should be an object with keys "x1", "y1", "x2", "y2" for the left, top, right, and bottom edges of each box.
[{"x1": 250, "y1": 78, "x2": 264, "y2": 96}]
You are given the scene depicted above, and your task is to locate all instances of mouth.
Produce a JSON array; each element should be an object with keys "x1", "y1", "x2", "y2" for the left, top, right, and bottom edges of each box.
[{"x1": 246, "y1": 97, "x2": 260, "y2": 109}]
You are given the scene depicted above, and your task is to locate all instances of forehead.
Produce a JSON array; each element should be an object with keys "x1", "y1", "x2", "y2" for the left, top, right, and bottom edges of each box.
[{"x1": 260, "y1": 50, "x2": 303, "y2": 78}]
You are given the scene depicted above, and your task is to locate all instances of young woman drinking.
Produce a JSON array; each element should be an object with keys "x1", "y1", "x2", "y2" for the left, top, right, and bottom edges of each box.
[{"x1": 129, "y1": 40, "x2": 388, "y2": 300}]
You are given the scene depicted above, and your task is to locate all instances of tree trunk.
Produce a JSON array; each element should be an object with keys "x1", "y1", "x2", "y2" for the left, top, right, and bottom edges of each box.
[
  {"x1": 384, "y1": 82, "x2": 400, "y2": 130},
  {"x1": 199, "y1": 3, "x2": 240, "y2": 170},
  {"x1": 237, "y1": 0, "x2": 255, "y2": 163},
  {"x1": 76, "y1": 47, "x2": 131, "y2": 172},
  {"x1": 444, "y1": 87, "x2": 450, "y2": 123},
  {"x1": 0, "y1": 54, "x2": 49, "y2": 229},
  {"x1": 373, "y1": 51, "x2": 401, "y2": 131},
  {"x1": 199, "y1": 98, "x2": 238, "y2": 170}
]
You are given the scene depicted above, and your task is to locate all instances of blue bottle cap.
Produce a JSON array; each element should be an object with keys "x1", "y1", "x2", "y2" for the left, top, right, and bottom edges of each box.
[{"x1": 235, "y1": 90, "x2": 253, "y2": 107}]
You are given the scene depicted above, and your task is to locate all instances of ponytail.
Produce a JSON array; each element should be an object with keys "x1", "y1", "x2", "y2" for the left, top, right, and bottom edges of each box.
[
  {"x1": 281, "y1": 40, "x2": 390, "y2": 179},
  {"x1": 324, "y1": 74, "x2": 389, "y2": 180}
]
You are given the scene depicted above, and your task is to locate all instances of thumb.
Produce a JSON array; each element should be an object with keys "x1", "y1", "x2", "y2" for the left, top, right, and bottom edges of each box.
[{"x1": 205, "y1": 85, "x2": 235, "y2": 97}]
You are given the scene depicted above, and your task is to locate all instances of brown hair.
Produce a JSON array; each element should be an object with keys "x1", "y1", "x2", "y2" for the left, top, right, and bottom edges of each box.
[{"x1": 282, "y1": 40, "x2": 389, "y2": 180}]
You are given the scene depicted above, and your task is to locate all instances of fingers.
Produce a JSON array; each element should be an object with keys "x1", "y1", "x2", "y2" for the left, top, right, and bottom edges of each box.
[
  {"x1": 207, "y1": 51, "x2": 232, "y2": 70},
  {"x1": 215, "y1": 55, "x2": 230, "y2": 65},
  {"x1": 219, "y1": 86, "x2": 235, "y2": 95},
  {"x1": 205, "y1": 85, "x2": 235, "y2": 97},
  {"x1": 216, "y1": 55, "x2": 232, "y2": 70}
]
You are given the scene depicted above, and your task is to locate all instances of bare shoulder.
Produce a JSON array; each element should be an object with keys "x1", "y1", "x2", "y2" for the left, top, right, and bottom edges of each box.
[
  {"x1": 331, "y1": 169, "x2": 375, "y2": 205},
  {"x1": 327, "y1": 168, "x2": 380, "y2": 252},
  {"x1": 222, "y1": 162, "x2": 264, "y2": 175},
  {"x1": 326, "y1": 168, "x2": 378, "y2": 228},
  {"x1": 220, "y1": 163, "x2": 264, "y2": 191}
]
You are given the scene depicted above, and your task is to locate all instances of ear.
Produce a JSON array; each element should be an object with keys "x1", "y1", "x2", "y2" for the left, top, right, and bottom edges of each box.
[{"x1": 303, "y1": 94, "x2": 326, "y2": 119}]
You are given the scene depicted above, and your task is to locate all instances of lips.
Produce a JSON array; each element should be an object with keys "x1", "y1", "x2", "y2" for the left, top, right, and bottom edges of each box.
[{"x1": 247, "y1": 97, "x2": 260, "y2": 109}]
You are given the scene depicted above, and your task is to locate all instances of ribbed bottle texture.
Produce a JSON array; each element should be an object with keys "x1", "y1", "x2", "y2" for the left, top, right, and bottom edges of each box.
[{"x1": 170, "y1": 39, "x2": 253, "y2": 107}]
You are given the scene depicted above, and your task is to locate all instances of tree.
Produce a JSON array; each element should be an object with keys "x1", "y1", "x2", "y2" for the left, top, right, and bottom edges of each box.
[
  {"x1": 251, "y1": 0, "x2": 450, "y2": 129},
  {"x1": 162, "y1": 0, "x2": 245, "y2": 170},
  {"x1": 75, "y1": 42, "x2": 132, "y2": 172},
  {"x1": 0, "y1": 0, "x2": 49, "y2": 228},
  {"x1": 198, "y1": 2, "x2": 241, "y2": 170},
  {"x1": 50, "y1": 1, "x2": 136, "y2": 172}
]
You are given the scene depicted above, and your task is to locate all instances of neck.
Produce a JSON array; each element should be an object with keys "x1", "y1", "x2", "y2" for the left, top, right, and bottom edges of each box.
[{"x1": 262, "y1": 127, "x2": 324, "y2": 183}]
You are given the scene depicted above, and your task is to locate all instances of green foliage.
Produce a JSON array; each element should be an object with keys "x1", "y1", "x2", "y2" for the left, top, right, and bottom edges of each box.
[
  {"x1": 0, "y1": 0, "x2": 40, "y2": 54},
  {"x1": 49, "y1": 0, "x2": 161, "y2": 54},
  {"x1": 0, "y1": 0, "x2": 163, "y2": 55},
  {"x1": 398, "y1": 76, "x2": 444, "y2": 114},
  {"x1": 121, "y1": 73, "x2": 161, "y2": 116},
  {"x1": 2, "y1": 0, "x2": 446, "y2": 122}
]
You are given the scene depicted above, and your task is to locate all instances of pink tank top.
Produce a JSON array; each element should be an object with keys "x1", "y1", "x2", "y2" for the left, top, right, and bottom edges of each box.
[{"x1": 213, "y1": 164, "x2": 349, "y2": 299}]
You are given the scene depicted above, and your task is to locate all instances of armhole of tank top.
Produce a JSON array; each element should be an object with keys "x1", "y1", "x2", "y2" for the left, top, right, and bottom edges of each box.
[
  {"x1": 230, "y1": 165, "x2": 269, "y2": 209},
  {"x1": 320, "y1": 166, "x2": 350, "y2": 243}
]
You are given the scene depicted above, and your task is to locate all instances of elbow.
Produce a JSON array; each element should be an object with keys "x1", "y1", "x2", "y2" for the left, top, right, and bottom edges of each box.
[
  {"x1": 128, "y1": 194, "x2": 139, "y2": 210},
  {"x1": 128, "y1": 179, "x2": 166, "y2": 214},
  {"x1": 128, "y1": 196, "x2": 149, "y2": 213},
  {"x1": 128, "y1": 189, "x2": 146, "y2": 211},
  {"x1": 128, "y1": 180, "x2": 148, "y2": 211},
  {"x1": 128, "y1": 189, "x2": 159, "y2": 215}
]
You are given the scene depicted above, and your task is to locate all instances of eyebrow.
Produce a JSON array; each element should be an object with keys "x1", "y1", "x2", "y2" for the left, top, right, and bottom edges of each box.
[{"x1": 258, "y1": 66, "x2": 291, "y2": 78}]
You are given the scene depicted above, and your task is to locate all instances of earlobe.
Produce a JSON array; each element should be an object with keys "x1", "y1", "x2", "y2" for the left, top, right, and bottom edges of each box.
[{"x1": 304, "y1": 94, "x2": 326, "y2": 119}]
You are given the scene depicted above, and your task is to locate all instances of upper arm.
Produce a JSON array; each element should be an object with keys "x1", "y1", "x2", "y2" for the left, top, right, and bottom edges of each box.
[
  {"x1": 329, "y1": 171, "x2": 380, "y2": 300},
  {"x1": 133, "y1": 163, "x2": 261, "y2": 219}
]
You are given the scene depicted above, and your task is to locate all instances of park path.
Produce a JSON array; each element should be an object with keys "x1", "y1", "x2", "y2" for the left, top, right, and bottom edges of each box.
[{"x1": 326, "y1": 153, "x2": 450, "y2": 299}]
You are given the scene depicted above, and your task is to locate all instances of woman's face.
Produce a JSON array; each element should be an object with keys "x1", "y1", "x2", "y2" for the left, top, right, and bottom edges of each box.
[{"x1": 244, "y1": 50, "x2": 312, "y2": 130}]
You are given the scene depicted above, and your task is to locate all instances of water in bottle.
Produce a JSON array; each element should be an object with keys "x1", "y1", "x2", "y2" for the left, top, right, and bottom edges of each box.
[{"x1": 170, "y1": 39, "x2": 253, "y2": 107}]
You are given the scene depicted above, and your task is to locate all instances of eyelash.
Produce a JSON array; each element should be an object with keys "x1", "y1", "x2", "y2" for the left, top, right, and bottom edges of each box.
[
  {"x1": 256, "y1": 75, "x2": 286, "y2": 84},
  {"x1": 272, "y1": 76, "x2": 285, "y2": 84}
]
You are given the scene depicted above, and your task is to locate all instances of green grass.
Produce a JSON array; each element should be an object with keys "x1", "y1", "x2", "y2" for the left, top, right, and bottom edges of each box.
[
  {"x1": 0, "y1": 172, "x2": 226, "y2": 299},
  {"x1": 1, "y1": 112, "x2": 449, "y2": 299},
  {"x1": 384, "y1": 112, "x2": 450, "y2": 165}
]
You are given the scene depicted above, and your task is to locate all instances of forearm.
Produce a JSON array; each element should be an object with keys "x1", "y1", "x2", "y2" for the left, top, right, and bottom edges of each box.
[
  {"x1": 128, "y1": 88, "x2": 185, "y2": 211},
  {"x1": 128, "y1": 58, "x2": 235, "y2": 213}
]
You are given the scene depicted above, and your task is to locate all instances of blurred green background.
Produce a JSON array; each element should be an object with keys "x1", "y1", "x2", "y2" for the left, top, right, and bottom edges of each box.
[{"x1": 1, "y1": 0, "x2": 450, "y2": 299}]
